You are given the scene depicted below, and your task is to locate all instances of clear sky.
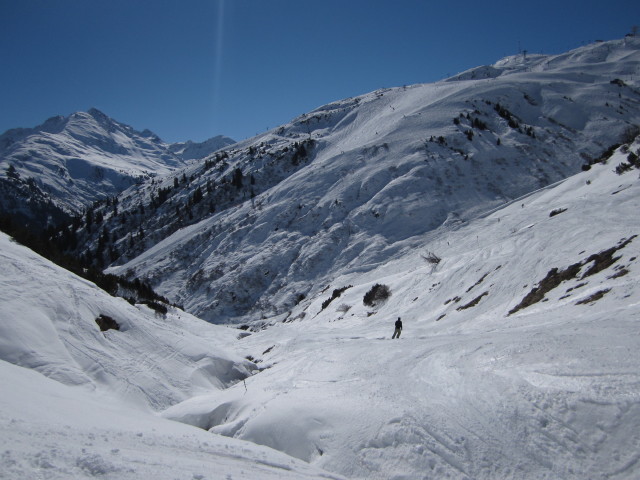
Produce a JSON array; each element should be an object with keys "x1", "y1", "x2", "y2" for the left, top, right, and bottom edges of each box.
[{"x1": 1, "y1": 0, "x2": 638, "y2": 143}]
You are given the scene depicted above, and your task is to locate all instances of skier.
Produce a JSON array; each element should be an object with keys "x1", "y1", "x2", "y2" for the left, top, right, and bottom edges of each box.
[{"x1": 392, "y1": 317, "x2": 402, "y2": 339}]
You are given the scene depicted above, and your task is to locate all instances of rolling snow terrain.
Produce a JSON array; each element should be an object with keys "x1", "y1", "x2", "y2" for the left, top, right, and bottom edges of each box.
[
  {"x1": 0, "y1": 37, "x2": 639, "y2": 480},
  {"x1": 0, "y1": 230, "x2": 344, "y2": 480}
]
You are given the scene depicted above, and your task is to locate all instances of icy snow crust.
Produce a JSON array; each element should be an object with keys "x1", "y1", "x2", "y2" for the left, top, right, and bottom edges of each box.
[
  {"x1": 106, "y1": 37, "x2": 640, "y2": 324},
  {"x1": 2, "y1": 144, "x2": 639, "y2": 479}
]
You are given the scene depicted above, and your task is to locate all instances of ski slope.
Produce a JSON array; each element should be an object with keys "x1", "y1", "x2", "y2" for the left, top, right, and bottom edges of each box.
[{"x1": 162, "y1": 147, "x2": 640, "y2": 479}]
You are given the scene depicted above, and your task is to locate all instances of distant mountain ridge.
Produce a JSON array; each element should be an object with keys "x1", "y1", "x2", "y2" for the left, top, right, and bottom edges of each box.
[
  {"x1": 0, "y1": 108, "x2": 235, "y2": 225},
  {"x1": 169, "y1": 136, "x2": 237, "y2": 161}
]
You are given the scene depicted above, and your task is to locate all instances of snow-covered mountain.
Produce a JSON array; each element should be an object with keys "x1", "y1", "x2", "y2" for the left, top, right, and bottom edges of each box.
[
  {"x1": 0, "y1": 108, "x2": 235, "y2": 226},
  {"x1": 1, "y1": 36, "x2": 640, "y2": 480},
  {"x1": 1, "y1": 138, "x2": 638, "y2": 479},
  {"x1": 168, "y1": 135, "x2": 237, "y2": 160},
  {"x1": 92, "y1": 37, "x2": 640, "y2": 324}
]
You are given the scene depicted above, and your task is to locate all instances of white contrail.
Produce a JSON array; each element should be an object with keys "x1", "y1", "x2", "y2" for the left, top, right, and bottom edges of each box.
[{"x1": 213, "y1": 0, "x2": 225, "y2": 121}]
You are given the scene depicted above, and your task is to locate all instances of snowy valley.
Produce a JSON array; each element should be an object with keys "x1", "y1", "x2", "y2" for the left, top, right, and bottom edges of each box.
[{"x1": 1, "y1": 37, "x2": 640, "y2": 480}]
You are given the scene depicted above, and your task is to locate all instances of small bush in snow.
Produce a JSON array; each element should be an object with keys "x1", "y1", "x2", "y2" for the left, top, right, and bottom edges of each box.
[
  {"x1": 615, "y1": 151, "x2": 639, "y2": 174},
  {"x1": 422, "y1": 251, "x2": 441, "y2": 265},
  {"x1": 337, "y1": 304, "x2": 351, "y2": 313},
  {"x1": 363, "y1": 284, "x2": 391, "y2": 307},
  {"x1": 95, "y1": 314, "x2": 119, "y2": 332},
  {"x1": 321, "y1": 285, "x2": 352, "y2": 311},
  {"x1": 549, "y1": 208, "x2": 568, "y2": 217}
]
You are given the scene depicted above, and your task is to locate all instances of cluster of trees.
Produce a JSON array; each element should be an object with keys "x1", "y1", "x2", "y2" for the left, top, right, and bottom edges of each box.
[
  {"x1": 0, "y1": 211, "x2": 170, "y2": 307},
  {"x1": 615, "y1": 149, "x2": 640, "y2": 174}
]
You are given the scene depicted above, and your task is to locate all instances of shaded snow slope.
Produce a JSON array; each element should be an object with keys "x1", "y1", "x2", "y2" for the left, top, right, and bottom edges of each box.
[
  {"x1": 162, "y1": 147, "x2": 640, "y2": 480},
  {"x1": 106, "y1": 37, "x2": 640, "y2": 324},
  {"x1": 0, "y1": 230, "x2": 257, "y2": 410}
]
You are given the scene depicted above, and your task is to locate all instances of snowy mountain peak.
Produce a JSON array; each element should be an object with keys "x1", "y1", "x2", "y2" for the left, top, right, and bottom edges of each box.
[{"x1": 0, "y1": 110, "x2": 234, "y2": 224}]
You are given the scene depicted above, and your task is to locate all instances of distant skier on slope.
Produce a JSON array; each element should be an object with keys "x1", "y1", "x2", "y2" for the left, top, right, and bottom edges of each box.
[{"x1": 392, "y1": 317, "x2": 402, "y2": 339}]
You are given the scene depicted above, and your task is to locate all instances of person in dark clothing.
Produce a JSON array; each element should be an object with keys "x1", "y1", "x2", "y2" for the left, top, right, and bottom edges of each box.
[{"x1": 392, "y1": 317, "x2": 402, "y2": 339}]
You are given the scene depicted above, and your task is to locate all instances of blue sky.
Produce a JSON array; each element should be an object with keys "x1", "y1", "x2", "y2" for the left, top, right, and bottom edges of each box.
[{"x1": 1, "y1": 1, "x2": 638, "y2": 143}]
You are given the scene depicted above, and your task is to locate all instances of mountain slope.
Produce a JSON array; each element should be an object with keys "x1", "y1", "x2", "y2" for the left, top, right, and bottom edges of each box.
[
  {"x1": 161, "y1": 142, "x2": 640, "y2": 480},
  {"x1": 99, "y1": 37, "x2": 640, "y2": 324},
  {"x1": 1, "y1": 120, "x2": 638, "y2": 479}
]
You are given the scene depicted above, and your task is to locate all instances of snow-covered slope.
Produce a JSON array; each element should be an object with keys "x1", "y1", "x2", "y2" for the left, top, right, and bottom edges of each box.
[
  {"x1": 1, "y1": 141, "x2": 638, "y2": 478},
  {"x1": 168, "y1": 135, "x2": 237, "y2": 160},
  {"x1": 0, "y1": 231, "x2": 344, "y2": 479},
  {"x1": 103, "y1": 37, "x2": 640, "y2": 324},
  {"x1": 161, "y1": 143, "x2": 640, "y2": 480},
  {"x1": 0, "y1": 229, "x2": 257, "y2": 410}
]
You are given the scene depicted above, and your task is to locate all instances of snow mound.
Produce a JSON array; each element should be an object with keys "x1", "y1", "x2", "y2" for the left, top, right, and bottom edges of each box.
[
  {"x1": 0, "y1": 360, "x2": 345, "y2": 479},
  {"x1": 0, "y1": 230, "x2": 256, "y2": 410}
]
